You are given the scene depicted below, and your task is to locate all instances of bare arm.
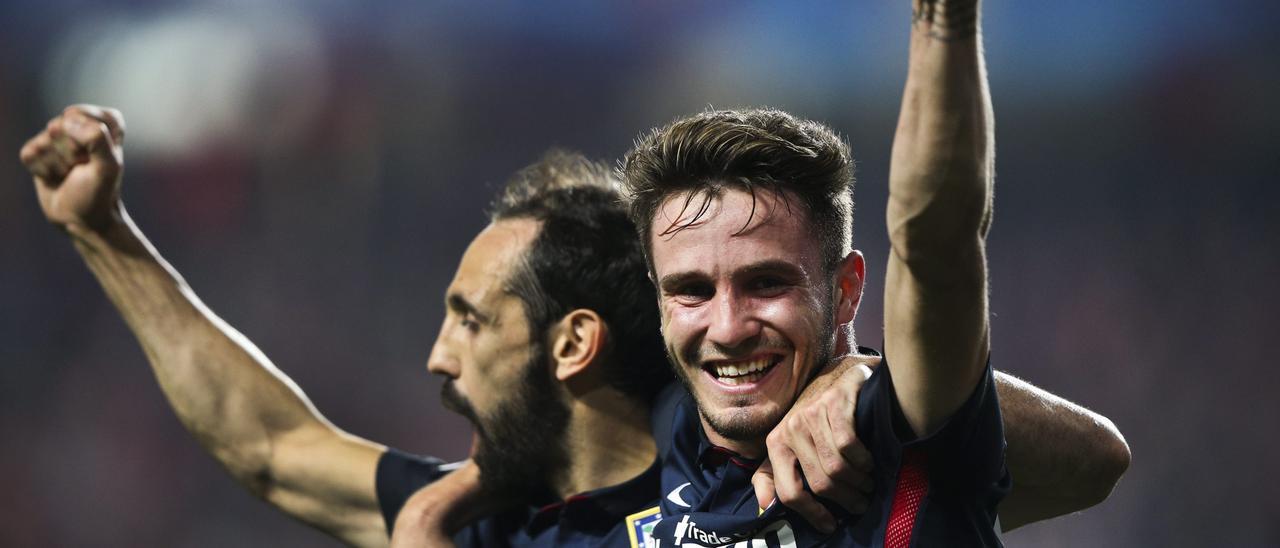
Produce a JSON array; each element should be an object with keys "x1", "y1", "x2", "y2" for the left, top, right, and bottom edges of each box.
[
  {"x1": 20, "y1": 106, "x2": 389, "y2": 547},
  {"x1": 995, "y1": 373, "x2": 1131, "y2": 530},
  {"x1": 883, "y1": 0, "x2": 1131, "y2": 526},
  {"x1": 884, "y1": 0, "x2": 993, "y2": 436},
  {"x1": 762, "y1": 2, "x2": 1129, "y2": 529}
]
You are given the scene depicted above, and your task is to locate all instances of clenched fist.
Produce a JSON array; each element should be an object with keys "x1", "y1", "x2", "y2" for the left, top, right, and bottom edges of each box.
[{"x1": 19, "y1": 105, "x2": 126, "y2": 233}]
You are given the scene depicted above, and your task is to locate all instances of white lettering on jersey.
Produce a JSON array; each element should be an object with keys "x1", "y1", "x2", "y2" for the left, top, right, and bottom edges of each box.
[{"x1": 668, "y1": 516, "x2": 795, "y2": 547}]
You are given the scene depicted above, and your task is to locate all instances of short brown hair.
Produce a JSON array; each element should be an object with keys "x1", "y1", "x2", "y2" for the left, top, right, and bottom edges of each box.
[{"x1": 620, "y1": 108, "x2": 854, "y2": 274}]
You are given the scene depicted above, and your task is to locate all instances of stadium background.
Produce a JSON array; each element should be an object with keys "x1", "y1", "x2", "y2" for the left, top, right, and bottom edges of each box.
[{"x1": 2, "y1": 1, "x2": 1276, "y2": 546}]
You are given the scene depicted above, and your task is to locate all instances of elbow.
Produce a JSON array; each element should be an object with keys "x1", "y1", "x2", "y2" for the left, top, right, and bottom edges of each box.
[
  {"x1": 213, "y1": 440, "x2": 276, "y2": 499},
  {"x1": 1093, "y1": 418, "x2": 1132, "y2": 503},
  {"x1": 1078, "y1": 416, "x2": 1132, "y2": 508}
]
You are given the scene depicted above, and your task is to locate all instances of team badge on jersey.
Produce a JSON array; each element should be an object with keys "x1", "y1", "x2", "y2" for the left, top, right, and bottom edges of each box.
[{"x1": 626, "y1": 506, "x2": 662, "y2": 548}]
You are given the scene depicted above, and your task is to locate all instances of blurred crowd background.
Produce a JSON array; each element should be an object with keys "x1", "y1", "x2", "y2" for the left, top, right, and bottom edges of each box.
[{"x1": 2, "y1": 1, "x2": 1276, "y2": 546}]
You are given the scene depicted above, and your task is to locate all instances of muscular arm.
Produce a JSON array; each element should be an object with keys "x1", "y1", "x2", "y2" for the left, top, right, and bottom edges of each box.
[
  {"x1": 21, "y1": 106, "x2": 389, "y2": 547},
  {"x1": 884, "y1": 1, "x2": 1130, "y2": 527},
  {"x1": 995, "y1": 373, "x2": 1130, "y2": 530},
  {"x1": 760, "y1": 1, "x2": 1128, "y2": 527},
  {"x1": 884, "y1": 0, "x2": 993, "y2": 436}
]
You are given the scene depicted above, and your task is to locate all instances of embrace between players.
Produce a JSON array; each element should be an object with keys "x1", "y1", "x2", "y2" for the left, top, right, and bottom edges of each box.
[{"x1": 20, "y1": 1, "x2": 1130, "y2": 546}]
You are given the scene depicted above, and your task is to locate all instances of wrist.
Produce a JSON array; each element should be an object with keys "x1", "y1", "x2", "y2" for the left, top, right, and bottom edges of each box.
[
  {"x1": 912, "y1": 0, "x2": 979, "y2": 41},
  {"x1": 65, "y1": 202, "x2": 142, "y2": 255}
]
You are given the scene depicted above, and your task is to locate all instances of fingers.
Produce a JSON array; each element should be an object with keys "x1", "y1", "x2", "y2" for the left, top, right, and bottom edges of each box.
[
  {"x1": 20, "y1": 131, "x2": 59, "y2": 182},
  {"x1": 818, "y1": 367, "x2": 875, "y2": 504},
  {"x1": 66, "y1": 104, "x2": 126, "y2": 145},
  {"x1": 62, "y1": 110, "x2": 123, "y2": 168},
  {"x1": 47, "y1": 118, "x2": 87, "y2": 169},
  {"x1": 821, "y1": 399, "x2": 875, "y2": 500},
  {"x1": 792, "y1": 403, "x2": 868, "y2": 514},
  {"x1": 767, "y1": 428, "x2": 836, "y2": 533},
  {"x1": 764, "y1": 358, "x2": 877, "y2": 524},
  {"x1": 751, "y1": 459, "x2": 777, "y2": 511},
  {"x1": 21, "y1": 124, "x2": 78, "y2": 184},
  {"x1": 19, "y1": 107, "x2": 123, "y2": 185}
]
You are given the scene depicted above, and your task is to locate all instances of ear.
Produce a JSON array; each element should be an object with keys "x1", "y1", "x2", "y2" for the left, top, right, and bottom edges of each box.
[
  {"x1": 833, "y1": 250, "x2": 865, "y2": 327},
  {"x1": 550, "y1": 309, "x2": 608, "y2": 382}
]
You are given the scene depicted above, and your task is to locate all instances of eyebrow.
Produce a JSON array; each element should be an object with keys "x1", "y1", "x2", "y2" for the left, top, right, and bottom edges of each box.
[
  {"x1": 657, "y1": 271, "x2": 708, "y2": 293},
  {"x1": 446, "y1": 293, "x2": 492, "y2": 324},
  {"x1": 732, "y1": 259, "x2": 808, "y2": 283}
]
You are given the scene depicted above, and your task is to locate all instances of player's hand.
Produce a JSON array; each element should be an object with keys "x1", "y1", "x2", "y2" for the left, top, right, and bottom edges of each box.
[
  {"x1": 18, "y1": 104, "x2": 126, "y2": 233},
  {"x1": 752, "y1": 356, "x2": 875, "y2": 532},
  {"x1": 390, "y1": 460, "x2": 493, "y2": 548}
]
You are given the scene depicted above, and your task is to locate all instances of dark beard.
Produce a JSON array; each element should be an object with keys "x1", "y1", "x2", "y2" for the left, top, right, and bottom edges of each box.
[{"x1": 441, "y1": 349, "x2": 571, "y2": 500}]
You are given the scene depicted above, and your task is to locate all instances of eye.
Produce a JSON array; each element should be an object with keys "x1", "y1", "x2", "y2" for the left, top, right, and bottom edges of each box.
[
  {"x1": 747, "y1": 276, "x2": 789, "y2": 296},
  {"x1": 459, "y1": 315, "x2": 481, "y2": 332},
  {"x1": 670, "y1": 281, "x2": 714, "y2": 304}
]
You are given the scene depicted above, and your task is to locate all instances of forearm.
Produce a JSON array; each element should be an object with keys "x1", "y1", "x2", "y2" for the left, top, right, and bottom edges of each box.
[
  {"x1": 994, "y1": 372, "x2": 1131, "y2": 530},
  {"x1": 67, "y1": 205, "x2": 326, "y2": 489},
  {"x1": 883, "y1": 0, "x2": 994, "y2": 436},
  {"x1": 888, "y1": 0, "x2": 992, "y2": 261}
]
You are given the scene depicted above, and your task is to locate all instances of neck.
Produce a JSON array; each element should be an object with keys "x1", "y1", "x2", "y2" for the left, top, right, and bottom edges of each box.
[{"x1": 553, "y1": 387, "x2": 656, "y2": 498}]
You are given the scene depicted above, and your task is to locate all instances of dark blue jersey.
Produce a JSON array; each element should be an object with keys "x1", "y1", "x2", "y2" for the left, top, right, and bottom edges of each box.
[
  {"x1": 376, "y1": 449, "x2": 664, "y2": 547},
  {"x1": 650, "y1": 350, "x2": 1009, "y2": 547}
]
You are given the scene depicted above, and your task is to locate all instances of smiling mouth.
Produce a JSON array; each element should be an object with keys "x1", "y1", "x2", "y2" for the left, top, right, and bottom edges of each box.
[{"x1": 702, "y1": 355, "x2": 782, "y2": 386}]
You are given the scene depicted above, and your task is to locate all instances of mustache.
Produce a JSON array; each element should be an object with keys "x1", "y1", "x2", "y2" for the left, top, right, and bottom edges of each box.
[{"x1": 440, "y1": 379, "x2": 481, "y2": 425}]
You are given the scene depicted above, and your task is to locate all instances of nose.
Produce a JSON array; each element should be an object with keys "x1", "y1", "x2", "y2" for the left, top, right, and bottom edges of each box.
[
  {"x1": 705, "y1": 289, "x2": 760, "y2": 350},
  {"x1": 426, "y1": 328, "x2": 459, "y2": 378}
]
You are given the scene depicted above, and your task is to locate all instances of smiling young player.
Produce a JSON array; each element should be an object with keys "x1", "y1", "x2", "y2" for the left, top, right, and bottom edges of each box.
[{"x1": 616, "y1": 0, "x2": 1128, "y2": 545}]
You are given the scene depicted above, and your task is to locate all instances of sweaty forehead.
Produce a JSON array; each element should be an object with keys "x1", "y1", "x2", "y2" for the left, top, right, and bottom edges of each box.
[
  {"x1": 649, "y1": 187, "x2": 820, "y2": 276},
  {"x1": 450, "y1": 218, "x2": 541, "y2": 304}
]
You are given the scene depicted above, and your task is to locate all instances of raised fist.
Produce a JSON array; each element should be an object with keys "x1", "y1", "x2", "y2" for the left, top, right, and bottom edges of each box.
[{"x1": 19, "y1": 105, "x2": 126, "y2": 232}]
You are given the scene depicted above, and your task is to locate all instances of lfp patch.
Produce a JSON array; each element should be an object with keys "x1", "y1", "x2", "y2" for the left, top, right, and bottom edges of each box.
[{"x1": 625, "y1": 506, "x2": 661, "y2": 548}]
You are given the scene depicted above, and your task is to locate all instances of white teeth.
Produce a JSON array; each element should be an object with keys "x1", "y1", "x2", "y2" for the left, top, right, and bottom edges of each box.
[{"x1": 711, "y1": 357, "x2": 775, "y2": 380}]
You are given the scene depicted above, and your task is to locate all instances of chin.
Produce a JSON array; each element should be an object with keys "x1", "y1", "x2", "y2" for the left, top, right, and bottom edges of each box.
[{"x1": 702, "y1": 403, "x2": 785, "y2": 443}]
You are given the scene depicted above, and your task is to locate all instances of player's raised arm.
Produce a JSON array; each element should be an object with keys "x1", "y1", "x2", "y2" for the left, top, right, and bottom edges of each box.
[
  {"x1": 19, "y1": 105, "x2": 389, "y2": 547},
  {"x1": 884, "y1": 0, "x2": 1131, "y2": 529},
  {"x1": 884, "y1": 0, "x2": 993, "y2": 436}
]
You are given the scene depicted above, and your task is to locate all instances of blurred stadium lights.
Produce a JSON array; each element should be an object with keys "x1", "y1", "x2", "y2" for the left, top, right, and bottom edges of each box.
[{"x1": 41, "y1": 4, "x2": 329, "y2": 159}]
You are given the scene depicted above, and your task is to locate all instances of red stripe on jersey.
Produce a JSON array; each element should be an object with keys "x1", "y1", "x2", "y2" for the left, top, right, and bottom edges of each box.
[{"x1": 885, "y1": 449, "x2": 928, "y2": 548}]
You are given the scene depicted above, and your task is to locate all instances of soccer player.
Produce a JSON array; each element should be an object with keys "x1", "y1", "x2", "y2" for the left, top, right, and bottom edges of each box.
[
  {"x1": 21, "y1": 101, "x2": 1124, "y2": 547},
  {"x1": 18, "y1": 117, "x2": 677, "y2": 545},
  {"x1": 610, "y1": 0, "x2": 1128, "y2": 545},
  {"x1": 20, "y1": 4, "x2": 1127, "y2": 537}
]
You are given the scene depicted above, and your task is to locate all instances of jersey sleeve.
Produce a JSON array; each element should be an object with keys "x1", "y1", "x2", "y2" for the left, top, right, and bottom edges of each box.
[
  {"x1": 374, "y1": 448, "x2": 456, "y2": 535},
  {"x1": 856, "y1": 358, "x2": 1007, "y2": 493}
]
